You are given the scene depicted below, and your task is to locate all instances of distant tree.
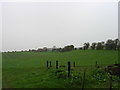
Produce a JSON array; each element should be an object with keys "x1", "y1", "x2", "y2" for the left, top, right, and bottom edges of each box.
[
  {"x1": 55, "y1": 48, "x2": 60, "y2": 52},
  {"x1": 43, "y1": 47, "x2": 48, "y2": 52},
  {"x1": 117, "y1": 43, "x2": 120, "y2": 50},
  {"x1": 83, "y1": 42, "x2": 89, "y2": 50},
  {"x1": 31, "y1": 49, "x2": 36, "y2": 52},
  {"x1": 29, "y1": 49, "x2": 31, "y2": 52},
  {"x1": 101, "y1": 41, "x2": 105, "y2": 49},
  {"x1": 37, "y1": 48, "x2": 43, "y2": 52},
  {"x1": 105, "y1": 39, "x2": 112, "y2": 50},
  {"x1": 57, "y1": 48, "x2": 62, "y2": 52},
  {"x1": 114, "y1": 39, "x2": 120, "y2": 50},
  {"x1": 62, "y1": 45, "x2": 74, "y2": 52},
  {"x1": 114, "y1": 39, "x2": 119, "y2": 45},
  {"x1": 116, "y1": 39, "x2": 120, "y2": 50},
  {"x1": 90, "y1": 42, "x2": 96, "y2": 50},
  {"x1": 105, "y1": 39, "x2": 116, "y2": 50},
  {"x1": 96, "y1": 42, "x2": 103, "y2": 50}
]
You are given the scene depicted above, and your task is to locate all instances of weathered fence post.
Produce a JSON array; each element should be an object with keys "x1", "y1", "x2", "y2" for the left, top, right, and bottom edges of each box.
[
  {"x1": 47, "y1": 60, "x2": 48, "y2": 68},
  {"x1": 73, "y1": 61, "x2": 75, "y2": 67},
  {"x1": 82, "y1": 70, "x2": 86, "y2": 90},
  {"x1": 50, "y1": 61, "x2": 52, "y2": 67},
  {"x1": 56, "y1": 60, "x2": 58, "y2": 69},
  {"x1": 109, "y1": 75, "x2": 112, "y2": 90},
  {"x1": 68, "y1": 61, "x2": 71, "y2": 78}
]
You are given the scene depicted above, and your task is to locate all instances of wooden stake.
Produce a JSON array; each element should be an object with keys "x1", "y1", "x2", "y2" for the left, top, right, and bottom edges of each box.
[
  {"x1": 47, "y1": 60, "x2": 48, "y2": 68},
  {"x1": 73, "y1": 61, "x2": 75, "y2": 67},
  {"x1": 56, "y1": 60, "x2": 58, "y2": 69},
  {"x1": 68, "y1": 61, "x2": 70, "y2": 78},
  {"x1": 82, "y1": 70, "x2": 86, "y2": 90},
  {"x1": 109, "y1": 75, "x2": 112, "y2": 90}
]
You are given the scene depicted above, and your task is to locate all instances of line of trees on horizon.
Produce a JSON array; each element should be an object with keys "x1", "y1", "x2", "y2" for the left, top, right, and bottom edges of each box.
[
  {"x1": 51, "y1": 38, "x2": 120, "y2": 52},
  {"x1": 5, "y1": 38, "x2": 120, "y2": 53},
  {"x1": 83, "y1": 38, "x2": 120, "y2": 50}
]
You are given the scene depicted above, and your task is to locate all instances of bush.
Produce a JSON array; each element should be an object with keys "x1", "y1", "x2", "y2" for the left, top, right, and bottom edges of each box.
[{"x1": 92, "y1": 68, "x2": 109, "y2": 82}]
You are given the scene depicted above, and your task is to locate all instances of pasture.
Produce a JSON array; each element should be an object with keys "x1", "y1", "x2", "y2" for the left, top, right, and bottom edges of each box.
[{"x1": 2, "y1": 50, "x2": 119, "y2": 88}]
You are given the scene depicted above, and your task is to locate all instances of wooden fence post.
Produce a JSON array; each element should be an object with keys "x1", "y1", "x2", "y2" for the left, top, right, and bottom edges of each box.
[
  {"x1": 56, "y1": 60, "x2": 58, "y2": 69},
  {"x1": 82, "y1": 70, "x2": 86, "y2": 90},
  {"x1": 73, "y1": 61, "x2": 75, "y2": 67},
  {"x1": 50, "y1": 61, "x2": 52, "y2": 67},
  {"x1": 47, "y1": 60, "x2": 48, "y2": 68},
  {"x1": 109, "y1": 75, "x2": 112, "y2": 90},
  {"x1": 68, "y1": 61, "x2": 71, "y2": 78}
]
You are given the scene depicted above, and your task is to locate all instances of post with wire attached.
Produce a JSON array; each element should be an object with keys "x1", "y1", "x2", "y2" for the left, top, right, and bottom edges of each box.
[
  {"x1": 82, "y1": 69, "x2": 86, "y2": 90},
  {"x1": 50, "y1": 61, "x2": 52, "y2": 67},
  {"x1": 109, "y1": 75, "x2": 112, "y2": 90},
  {"x1": 56, "y1": 60, "x2": 58, "y2": 69},
  {"x1": 47, "y1": 60, "x2": 48, "y2": 68},
  {"x1": 73, "y1": 61, "x2": 75, "y2": 67},
  {"x1": 68, "y1": 61, "x2": 71, "y2": 78}
]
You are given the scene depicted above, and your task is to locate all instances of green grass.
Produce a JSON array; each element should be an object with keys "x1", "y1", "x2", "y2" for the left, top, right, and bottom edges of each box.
[{"x1": 2, "y1": 50, "x2": 119, "y2": 88}]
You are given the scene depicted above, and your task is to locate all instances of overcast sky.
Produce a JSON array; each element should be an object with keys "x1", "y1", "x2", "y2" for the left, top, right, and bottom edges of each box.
[{"x1": 1, "y1": 1, "x2": 118, "y2": 51}]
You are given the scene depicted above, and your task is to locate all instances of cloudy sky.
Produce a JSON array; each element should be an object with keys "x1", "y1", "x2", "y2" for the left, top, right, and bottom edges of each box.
[{"x1": 0, "y1": 0, "x2": 118, "y2": 51}]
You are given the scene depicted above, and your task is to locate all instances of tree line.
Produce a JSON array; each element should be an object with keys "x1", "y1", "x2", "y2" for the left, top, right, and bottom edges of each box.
[
  {"x1": 5, "y1": 38, "x2": 120, "y2": 53},
  {"x1": 83, "y1": 38, "x2": 120, "y2": 50},
  {"x1": 30, "y1": 38, "x2": 120, "y2": 52}
]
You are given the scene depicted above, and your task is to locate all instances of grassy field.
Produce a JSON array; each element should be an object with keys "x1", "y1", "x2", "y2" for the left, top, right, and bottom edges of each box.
[{"x1": 2, "y1": 50, "x2": 119, "y2": 88}]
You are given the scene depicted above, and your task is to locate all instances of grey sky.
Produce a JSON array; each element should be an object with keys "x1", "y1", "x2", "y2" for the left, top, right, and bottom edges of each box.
[{"x1": 1, "y1": 2, "x2": 118, "y2": 51}]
